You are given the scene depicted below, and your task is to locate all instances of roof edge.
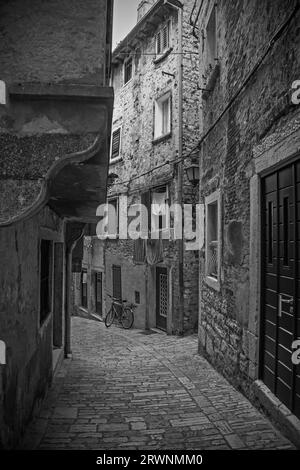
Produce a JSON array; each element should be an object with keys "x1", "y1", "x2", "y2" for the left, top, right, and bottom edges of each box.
[{"x1": 113, "y1": 0, "x2": 182, "y2": 60}]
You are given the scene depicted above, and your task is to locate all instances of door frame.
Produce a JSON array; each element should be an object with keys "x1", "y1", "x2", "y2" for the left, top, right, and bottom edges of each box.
[
  {"x1": 249, "y1": 119, "x2": 300, "y2": 384},
  {"x1": 156, "y1": 265, "x2": 169, "y2": 331},
  {"x1": 259, "y1": 160, "x2": 298, "y2": 410}
]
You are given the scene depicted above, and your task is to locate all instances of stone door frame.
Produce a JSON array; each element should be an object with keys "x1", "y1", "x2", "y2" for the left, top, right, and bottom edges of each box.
[{"x1": 249, "y1": 116, "x2": 300, "y2": 381}]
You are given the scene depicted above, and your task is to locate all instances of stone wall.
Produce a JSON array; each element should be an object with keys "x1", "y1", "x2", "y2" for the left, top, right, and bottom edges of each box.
[
  {"x1": 0, "y1": 206, "x2": 64, "y2": 449},
  {"x1": 0, "y1": 0, "x2": 111, "y2": 85},
  {"x1": 198, "y1": 0, "x2": 300, "y2": 394}
]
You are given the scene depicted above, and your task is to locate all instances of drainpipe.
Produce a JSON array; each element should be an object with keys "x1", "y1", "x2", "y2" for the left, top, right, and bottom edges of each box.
[
  {"x1": 177, "y1": 5, "x2": 184, "y2": 336},
  {"x1": 64, "y1": 223, "x2": 86, "y2": 358}
]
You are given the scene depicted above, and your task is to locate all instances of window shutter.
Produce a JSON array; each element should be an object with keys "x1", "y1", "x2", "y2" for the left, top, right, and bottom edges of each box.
[
  {"x1": 112, "y1": 265, "x2": 122, "y2": 300},
  {"x1": 141, "y1": 190, "x2": 151, "y2": 237},
  {"x1": 162, "y1": 23, "x2": 169, "y2": 51},
  {"x1": 111, "y1": 128, "x2": 121, "y2": 160},
  {"x1": 156, "y1": 31, "x2": 161, "y2": 55},
  {"x1": 162, "y1": 97, "x2": 170, "y2": 135},
  {"x1": 124, "y1": 58, "x2": 133, "y2": 84}
]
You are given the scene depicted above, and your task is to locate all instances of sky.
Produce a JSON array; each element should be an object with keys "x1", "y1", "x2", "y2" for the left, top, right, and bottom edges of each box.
[{"x1": 113, "y1": 0, "x2": 140, "y2": 49}]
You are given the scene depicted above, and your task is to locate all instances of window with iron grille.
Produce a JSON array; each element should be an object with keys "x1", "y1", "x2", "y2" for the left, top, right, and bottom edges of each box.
[
  {"x1": 111, "y1": 127, "x2": 121, "y2": 161},
  {"x1": 124, "y1": 57, "x2": 133, "y2": 84},
  {"x1": 205, "y1": 190, "x2": 221, "y2": 289},
  {"x1": 155, "y1": 22, "x2": 170, "y2": 56}
]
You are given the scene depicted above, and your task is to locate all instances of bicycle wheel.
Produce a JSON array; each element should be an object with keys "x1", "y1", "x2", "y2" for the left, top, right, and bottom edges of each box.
[
  {"x1": 105, "y1": 306, "x2": 116, "y2": 328},
  {"x1": 121, "y1": 307, "x2": 134, "y2": 329}
]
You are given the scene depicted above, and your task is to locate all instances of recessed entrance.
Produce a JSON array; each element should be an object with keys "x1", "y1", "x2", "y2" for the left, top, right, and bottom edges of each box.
[{"x1": 261, "y1": 159, "x2": 300, "y2": 419}]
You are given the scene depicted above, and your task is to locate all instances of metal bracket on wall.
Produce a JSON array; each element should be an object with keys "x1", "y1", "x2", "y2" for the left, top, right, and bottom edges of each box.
[{"x1": 162, "y1": 71, "x2": 175, "y2": 78}]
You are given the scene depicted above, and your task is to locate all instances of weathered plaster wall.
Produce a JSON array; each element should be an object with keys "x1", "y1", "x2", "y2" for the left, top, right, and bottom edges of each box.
[
  {"x1": 0, "y1": 92, "x2": 107, "y2": 223},
  {"x1": 198, "y1": 0, "x2": 300, "y2": 394},
  {"x1": 0, "y1": 0, "x2": 109, "y2": 85},
  {"x1": 0, "y1": 206, "x2": 64, "y2": 448},
  {"x1": 104, "y1": 243, "x2": 147, "y2": 329}
]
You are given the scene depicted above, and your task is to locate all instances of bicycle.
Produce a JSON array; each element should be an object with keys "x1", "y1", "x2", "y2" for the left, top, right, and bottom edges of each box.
[{"x1": 105, "y1": 294, "x2": 136, "y2": 329}]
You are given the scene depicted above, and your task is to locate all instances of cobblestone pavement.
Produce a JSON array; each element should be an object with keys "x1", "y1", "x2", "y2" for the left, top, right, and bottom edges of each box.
[{"x1": 22, "y1": 317, "x2": 295, "y2": 450}]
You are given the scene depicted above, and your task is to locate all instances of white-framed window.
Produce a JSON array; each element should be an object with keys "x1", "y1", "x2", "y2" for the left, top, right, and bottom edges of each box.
[
  {"x1": 110, "y1": 127, "x2": 122, "y2": 162},
  {"x1": 205, "y1": 189, "x2": 221, "y2": 290},
  {"x1": 205, "y1": 5, "x2": 217, "y2": 71},
  {"x1": 154, "y1": 92, "x2": 171, "y2": 140},
  {"x1": 107, "y1": 197, "x2": 119, "y2": 238},
  {"x1": 124, "y1": 56, "x2": 133, "y2": 84},
  {"x1": 151, "y1": 185, "x2": 169, "y2": 238},
  {"x1": 155, "y1": 21, "x2": 170, "y2": 57}
]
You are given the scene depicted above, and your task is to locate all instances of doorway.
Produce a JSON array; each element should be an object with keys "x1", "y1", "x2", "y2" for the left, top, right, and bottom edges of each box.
[
  {"x1": 261, "y1": 160, "x2": 300, "y2": 419},
  {"x1": 156, "y1": 267, "x2": 168, "y2": 331}
]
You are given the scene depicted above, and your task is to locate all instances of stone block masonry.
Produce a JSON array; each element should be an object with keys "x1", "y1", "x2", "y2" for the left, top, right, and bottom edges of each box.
[{"x1": 198, "y1": 0, "x2": 300, "y2": 398}]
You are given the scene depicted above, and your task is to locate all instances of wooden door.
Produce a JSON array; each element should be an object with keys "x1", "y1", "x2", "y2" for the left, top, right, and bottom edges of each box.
[{"x1": 261, "y1": 160, "x2": 300, "y2": 418}]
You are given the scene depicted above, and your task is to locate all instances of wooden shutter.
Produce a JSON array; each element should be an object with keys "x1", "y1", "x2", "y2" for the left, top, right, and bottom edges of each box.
[
  {"x1": 156, "y1": 31, "x2": 161, "y2": 55},
  {"x1": 162, "y1": 23, "x2": 169, "y2": 51},
  {"x1": 124, "y1": 58, "x2": 132, "y2": 84},
  {"x1": 141, "y1": 190, "x2": 151, "y2": 237},
  {"x1": 111, "y1": 128, "x2": 121, "y2": 160},
  {"x1": 95, "y1": 272, "x2": 102, "y2": 314},
  {"x1": 112, "y1": 265, "x2": 122, "y2": 300}
]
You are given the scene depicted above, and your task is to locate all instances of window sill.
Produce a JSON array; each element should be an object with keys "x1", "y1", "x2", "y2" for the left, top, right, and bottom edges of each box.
[
  {"x1": 110, "y1": 156, "x2": 122, "y2": 165},
  {"x1": 152, "y1": 132, "x2": 172, "y2": 145},
  {"x1": 205, "y1": 275, "x2": 220, "y2": 292},
  {"x1": 153, "y1": 47, "x2": 173, "y2": 65},
  {"x1": 123, "y1": 78, "x2": 133, "y2": 88}
]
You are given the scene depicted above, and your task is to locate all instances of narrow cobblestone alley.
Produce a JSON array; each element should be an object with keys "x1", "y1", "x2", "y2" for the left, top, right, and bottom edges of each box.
[{"x1": 22, "y1": 317, "x2": 295, "y2": 450}]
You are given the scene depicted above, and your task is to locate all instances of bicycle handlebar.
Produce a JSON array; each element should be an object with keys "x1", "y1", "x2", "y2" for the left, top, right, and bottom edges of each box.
[
  {"x1": 107, "y1": 293, "x2": 128, "y2": 303},
  {"x1": 107, "y1": 294, "x2": 137, "y2": 310}
]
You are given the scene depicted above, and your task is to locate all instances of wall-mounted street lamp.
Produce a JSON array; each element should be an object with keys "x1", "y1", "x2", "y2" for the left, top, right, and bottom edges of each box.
[{"x1": 186, "y1": 164, "x2": 200, "y2": 186}]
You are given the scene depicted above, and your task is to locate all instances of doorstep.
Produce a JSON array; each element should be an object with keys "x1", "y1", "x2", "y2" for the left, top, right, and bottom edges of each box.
[{"x1": 253, "y1": 379, "x2": 300, "y2": 448}]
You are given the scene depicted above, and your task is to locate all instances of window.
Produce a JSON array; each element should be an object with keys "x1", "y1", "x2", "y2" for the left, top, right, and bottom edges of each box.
[
  {"x1": 205, "y1": 190, "x2": 221, "y2": 289},
  {"x1": 81, "y1": 269, "x2": 87, "y2": 308},
  {"x1": 151, "y1": 186, "x2": 169, "y2": 236},
  {"x1": 154, "y1": 93, "x2": 171, "y2": 140},
  {"x1": 108, "y1": 197, "x2": 119, "y2": 238},
  {"x1": 135, "y1": 291, "x2": 140, "y2": 304},
  {"x1": 140, "y1": 187, "x2": 169, "y2": 238},
  {"x1": 40, "y1": 240, "x2": 52, "y2": 325},
  {"x1": 205, "y1": 6, "x2": 217, "y2": 70},
  {"x1": 111, "y1": 127, "x2": 121, "y2": 162},
  {"x1": 124, "y1": 57, "x2": 133, "y2": 84},
  {"x1": 156, "y1": 22, "x2": 170, "y2": 56},
  {"x1": 112, "y1": 265, "x2": 122, "y2": 301},
  {"x1": 95, "y1": 272, "x2": 103, "y2": 314}
]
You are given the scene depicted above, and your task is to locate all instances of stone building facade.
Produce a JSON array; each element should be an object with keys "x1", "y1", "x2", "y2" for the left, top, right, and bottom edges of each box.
[
  {"x1": 0, "y1": 0, "x2": 114, "y2": 448},
  {"x1": 195, "y1": 0, "x2": 300, "y2": 439},
  {"x1": 76, "y1": 0, "x2": 201, "y2": 334}
]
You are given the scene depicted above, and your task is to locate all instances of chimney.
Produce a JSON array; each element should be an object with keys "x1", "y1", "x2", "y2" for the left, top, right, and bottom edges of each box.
[{"x1": 137, "y1": 0, "x2": 157, "y2": 22}]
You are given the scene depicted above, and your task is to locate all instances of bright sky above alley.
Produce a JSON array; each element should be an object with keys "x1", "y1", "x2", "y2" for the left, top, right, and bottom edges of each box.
[{"x1": 113, "y1": 0, "x2": 140, "y2": 49}]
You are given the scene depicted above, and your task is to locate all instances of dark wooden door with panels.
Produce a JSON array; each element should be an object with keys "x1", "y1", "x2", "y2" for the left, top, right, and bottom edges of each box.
[{"x1": 261, "y1": 158, "x2": 300, "y2": 419}]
